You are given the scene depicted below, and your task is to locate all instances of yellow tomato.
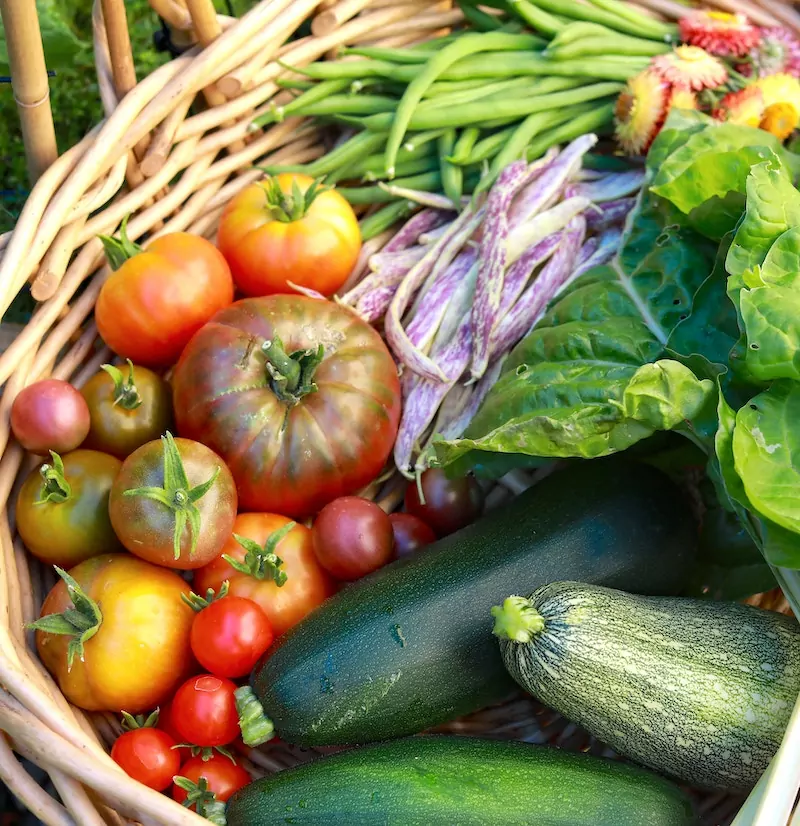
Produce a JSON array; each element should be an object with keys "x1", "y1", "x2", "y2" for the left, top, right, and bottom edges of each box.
[{"x1": 34, "y1": 554, "x2": 194, "y2": 712}]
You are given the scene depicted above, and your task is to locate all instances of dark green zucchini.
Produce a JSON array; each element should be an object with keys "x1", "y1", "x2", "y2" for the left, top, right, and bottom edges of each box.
[
  {"x1": 494, "y1": 581, "x2": 800, "y2": 790},
  {"x1": 227, "y1": 736, "x2": 697, "y2": 826},
  {"x1": 254, "y1": 459, "x2": 696, "y2": 746}
]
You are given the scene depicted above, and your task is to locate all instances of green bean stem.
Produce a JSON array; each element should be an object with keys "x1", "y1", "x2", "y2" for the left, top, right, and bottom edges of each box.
[
  {"x1": 385, "y1": 31, "x2": 547, "y2": 178},
  {"x1": 438, "y1": 130, "x2": 463, "y2": 207},
  {"x1": 360, "y1": 201, "x2": 416, "y2": 241},
  {"x1": 524, "y1": 100, "x2": 616, "y2": 160}
]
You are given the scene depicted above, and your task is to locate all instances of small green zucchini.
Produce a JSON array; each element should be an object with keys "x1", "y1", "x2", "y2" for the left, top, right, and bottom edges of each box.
[
  {"x1": 493, "y1": 581, "x2": 800, "y2": 791},
  {"x1": 226, "y1": 735, "x2": 697, "y2": 826}
]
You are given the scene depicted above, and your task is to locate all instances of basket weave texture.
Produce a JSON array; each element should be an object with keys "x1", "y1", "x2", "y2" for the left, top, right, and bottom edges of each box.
[{"x1": 0, "y1": 0, "x2": 798, "y2": 823}]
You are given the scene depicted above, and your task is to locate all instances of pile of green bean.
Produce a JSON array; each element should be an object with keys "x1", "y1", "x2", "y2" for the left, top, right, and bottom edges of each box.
[{"x1": 256, "y1": 0, "x2": 677, "y2": 239}]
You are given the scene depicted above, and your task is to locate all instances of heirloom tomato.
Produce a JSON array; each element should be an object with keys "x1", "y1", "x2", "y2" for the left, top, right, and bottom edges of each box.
[
  {"x1": 173, "y1": 295, "x2": 400, "y2": 517},
  {"x1": 194, "y1": 513, "x2": 334, "y2": 636},
  {"x1": 109, "y1": 433, "x2": 237, "y2": 570},
  {"x1": 217, "y1": 174, "x2": 361, "y2": 297},
  {"x1": 33, "y1": 555, "x2": 194, "y2": 712},
  {"x1": 389, "y1": 513, "x2": 436, "y2": 559},
  {"x1": 405, "y1": 468, "x2": 484, "y2": 537},
  {"x1": 11, "y1": 379, "x2": 90, "y2": 455},
  {"x1": 16, "y1": 449, "x2": 122, "y2": 568},
  {"x1": 95, "y1": 225, "x2": 233, "y2": 366},
  {"x1": 81, "y1": 361, "x2": 173, "y2": 458}
]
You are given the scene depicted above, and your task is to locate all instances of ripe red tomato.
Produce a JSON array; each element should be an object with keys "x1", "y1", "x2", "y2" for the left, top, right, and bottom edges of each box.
[
  {"x1": 405, "y1": 469, "x2": 484, "y2": 537},
  {"x1": 172, "y1": 753, "x2": 250, "y2": 806},
  {"x1": 11, "y1": 379, "x2": 90, "y2": 455},
  {"x1": 194, "y1": 513, "x2": 334, "y2": 636},
  {"x1": 95, "y1": 229, "x2": 234, "y2": 367},
  {"x1": 109, "y1": 434, "x2": 237, "y2": 570},
  {"x1": 312, "y1": 497, "x2": 394, "y2": 580},
  {"x1": 111, "y1": 727, "x2": 180, "y2": 791},
  {"x1": 173, "y1": 295, "x2": 400, "y2": 517},
  {"x1": 81, "y1": 361, "x2": 173, "y2": 458},
  {"x1": 389, "y1": 513, "x2": 437, "y2": 559},
  {"x1": 217, "y1": 175, "x2": 361, "y2": 297},
  {"x1": 171, "y1": 674, "x2": 240, "y2": 747},
  {"x1": 190, "y1": 595, "x2": 274, "y2": 678}
]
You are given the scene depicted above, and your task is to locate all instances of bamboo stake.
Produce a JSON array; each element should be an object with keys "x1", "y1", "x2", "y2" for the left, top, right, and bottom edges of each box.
[
  {"x1": 0, "y1": 0, "x2": 58, "y2": 182},
  {"x1": 99, "y1": 0, "x2": 137, "y2": 98},
  {"x1": 149, "y1": 0, "x2": 193, "y2": 31}
]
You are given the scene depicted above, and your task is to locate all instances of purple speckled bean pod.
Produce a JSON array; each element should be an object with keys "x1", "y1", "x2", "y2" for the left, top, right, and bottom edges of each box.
[
  {"x1": 565, "y1": 169, "x2": 646, "y2": 203},
  {"x1": 393, "y1": 311, "x2": 473, "y2": 475},
  {"x1": 406, "y1": 248, "x2": 477, "y2": 354},
  {"x1": 355, "y1": 285, "x2": 397, "y2": 323},
  {"x1": 498, "y1": 231, "x2": 562, "y2": 318},
  {"x1": 342, "y1": 251, "x2": 425, "y2": 310},
  {"x1": 571, "y1": 227, "x2": 622, "y2": 279},
  {"x1": 385, "y1": 206, "x2": 482, "y2": 382},
  {"x1": 383, "y1": 208, "x2": 450, "y2": 254},
  {"x1": 470, "y1": 159, "x2": 530, "y2": 382},
  {"x1": 585, "y1": 196, "x2": 637, "y2": 232},
  {"x1": 379, "y1": 184, "x2": 455, "y2": 210},
  {"x1": 369, "y1": 246, "x2": 428, "y2": 274},
  {"x1": 490, "y1": 214, "x2": 586, "y2": 359},
  {"x1": 575, "y1": 236, "x2": 598, "y2": 268},
  {"x1": 507, "y1": 196, "x2": 590, "y2": 263},
  {"x1": 508, "y1": 135, "x2": 596, "y2": 232}
]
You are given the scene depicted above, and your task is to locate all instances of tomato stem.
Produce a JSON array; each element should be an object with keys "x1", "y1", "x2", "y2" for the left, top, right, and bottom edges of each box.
[
  {"x1": 102, "y1": 360, "x2": 143, "y2": 410},
  {"x1": 27, "y1": 566, "x2": 103, "y2": 669},
  {"x1": 259, "y1": 175, "x2": 327, "y2": 223},
  {"x1": 235, "y1": 686, "x2": 275, "y2": 747},
  {"x1": 173, "y1": 776, "x2": 227, "y2": 825},
  {"x1": 122, "y1": 432, "x2": 220, "y2": 561},
  {"x1": 262, "y1": 337, "x2": 324, "y2": 405},
  {"x1": 121, "y1": 709, "x2": 160, "y2": 731},
  {"x1": 98, "y1": 215, "x2": 144, "y2": 271},
  {"x1": 182, "y1": 581, "x2": 230, "y2": 612},
  {"x1": 226, "y1": 522, "x2": 295, "y2": 586},
  {"x1": 34, "y1": 452, "x2": 72, "y2": 505}
]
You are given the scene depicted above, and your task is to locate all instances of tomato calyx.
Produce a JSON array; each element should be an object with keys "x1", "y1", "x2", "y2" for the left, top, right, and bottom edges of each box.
[
  {"x1": 27, "y1": 566, "x2": 103, "y2": 668},
  {"x1": 34, "y1": 451, "x2": 72, "y2": 505},
  {"x1": 262, "y1": 336, "x2": 324, "y2": 405},
  {"x1": 226, "y1": 522, "x2": 296, "y2": 586},
  {"x1": 182, "y1": 581, "x2": 230, "y2": 612},
  {"x1": 102, "y1": 360, "x2": 143, "y2": 410},
  {"x1": 173, "y1": 776, "x2": 227, "y2": 825},
  {"x1": 176, "y1": 744, "x2": 235, "y2": 763},
  {"x1": 121, "y1": 708, "x2": 160, "y2": 731},
  {"x1": 98, "y1": 216, "x2": 144, "y2": 271},
  {"x1": 123, "y1": 432, "x2": 220, "y2": 561},
  {"x1": 234, "y1": 685, "x2": 275, "y2": 747},
  {"x1": 259, "y1": 175, "x2": 327, "y2": 223}
]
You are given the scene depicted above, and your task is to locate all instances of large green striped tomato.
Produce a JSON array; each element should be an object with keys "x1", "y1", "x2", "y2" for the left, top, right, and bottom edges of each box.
[{"x1": 172, "y1": 295, "x2": 400, "y2": 518}]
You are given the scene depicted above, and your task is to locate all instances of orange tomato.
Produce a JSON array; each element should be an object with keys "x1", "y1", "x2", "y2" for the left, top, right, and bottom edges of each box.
[
  {"x1": 193, "y1": 513, "x2": 334, "y2": 636},
  {"x1": 217, "y1": 175, "x2": 361, "y2": 297},
  {"x1": 34, "y1": 555, "x2": 194, "y2": 712},
  {"x1": 95, "y1": 231, "x2": 234, "y2": 367}
]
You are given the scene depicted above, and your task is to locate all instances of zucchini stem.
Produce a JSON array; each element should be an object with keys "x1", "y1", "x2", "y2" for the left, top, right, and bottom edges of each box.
[
  {"x1": 235, "y1": 686, "x2": 275, "y2": 747},
  {"x1": 491, "y1": 595, "x2": 545, "y2": 643}
]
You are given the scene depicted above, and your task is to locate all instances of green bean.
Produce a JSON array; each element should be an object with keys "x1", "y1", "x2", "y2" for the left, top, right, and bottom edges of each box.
[
  {"x1": 409, "y1": 33, "x2": 462, "y2": 51},
  {"x1": 360, "y1": 201, "x2": 415, "y2": 240},
  {"x1": 340, "y1": 172, "x2": 443, "y2": 205},
  {"x1": 364, "y1": 154, "x2": 440, "y2": 182},
  {"x1": 455, "y1": 126, "x2": 517, "y2": 166},
  {"x1": 341, "y1": 46, "x2": 430, "y2": 64},
  {"x1": 385, "y1": 32, "x2": 548, "y2": 178},
  {"x1": 547, "y1": 33, "x2": 671, "y2": 60},
  {"x1": 588, "y1": 0, "x2": 677, "y2": 39},
  {"x1": 276, "y1": 78, "x2": 316, "y2": 91},
  {"x1": 530, "y1": 0, "x2": 676, "y2": 40},
  {"x1": 402, "y1": 129, "x2": 449, "y2": 152},
  {"x1": 458, "y1": 1, "x2": 508, "y2": 32},
  {"x1": 424, "y1": 78, "x2": 491, "y2": 97},
  {"x1": 287, "y1": 94, "x2": 398, "y2": 119},
  {"x1": 281, "y1": 58, "x2": 402, "y2": 80},
  {"x1": 548, "y1": 21, "x2": 607, "y2": 48},
  {"x1": 438, "y1": 130, "x2": 462, "y2": 206},
  {"x1": 255, "y1": 78, "x2": 351, "y2": 125},
  {"x1": 419, "y1": 76, "x2": 542, "y2": 113},
  {"x1": 302, "y1": 130, "x2": 387, "y2": 177},
  {"x1": 350, "y1": 77, "x2": 405, "y2": 95},
  {"x1": 352, "y1": 142, "x2": 438, "y2": 179},
  {"x1": 524, "y1": 100, "x2": 616, "y2": 160},
  {"x1": 505, "y1": 0, "x2": 564, "y2": 37},
  {"x1": 361, "y1": 77, "x2": 603, "y2": 132},
  {"x1": 450, "y1": 127, "x2": 481, "y2": 164}
]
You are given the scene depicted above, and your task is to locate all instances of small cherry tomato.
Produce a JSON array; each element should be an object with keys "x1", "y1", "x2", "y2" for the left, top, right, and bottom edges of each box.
[
  {"x1": 111, "y1": 727, "x2": 180, "y2": 791},
  {"x1": 312, "y1": 496, "x2": 394, "y2": 581},
  {"x1": 189, "y1": 592, "x2": 274, "y2": 678},
  {"x1": 96, "y1": 227, "x2": 234, "y2": 367},
  {"x1": 405, "y1": 469, "x2": 484, "y2": 537},
  {"x1": 81, "y1": 361, "x2": 173, "y2": 458},
  {"x1": 171, "y1": 674, "x2": 240, "y2": 747},
  {"x1": 389, "y1": 513, "x2": 437, "y2": 559},
  {"x1": 109, "y1": 433, "x2": 237, "y2": 570},
  {"x1": 194, "y1": 513, "x2": 334, "y2": 636},
  {"x1": 172, "y1": 753, "x2": 250, "y2": 807},
  {"x1": 16, "y1": 449, "x2": 122, "y2": 568},
  {"x1": 11, "y1": 379, "x2": 90, "y2": 455},
  {"x1": 217, "y1": 175, "x2": 361, "y2": 297}
]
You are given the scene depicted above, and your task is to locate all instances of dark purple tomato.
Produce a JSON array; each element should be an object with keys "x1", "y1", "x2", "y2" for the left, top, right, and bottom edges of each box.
[
  {"x1": 11, "y1": 379, "x2": 90, "y2": 455},
  {"x1": 389, "y1": 513, "x2": 437, "y2": 559},
  {"x1": 312, "y1": 496, "x2": 394, "y2": 581},
  {"x1": 404, "y1": 469, "x2": 484, "y2": 537}
]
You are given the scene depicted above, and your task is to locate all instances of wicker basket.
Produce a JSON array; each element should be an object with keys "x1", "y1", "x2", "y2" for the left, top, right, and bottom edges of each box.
[{"x1": 0, "y1": 0, "x2": 799, "y2": 823}]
